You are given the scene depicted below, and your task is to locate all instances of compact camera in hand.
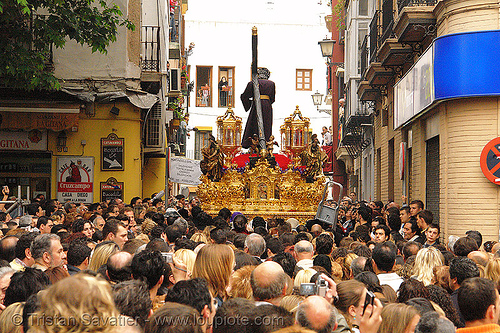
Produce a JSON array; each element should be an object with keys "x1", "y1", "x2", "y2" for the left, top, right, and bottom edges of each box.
[{"x1": 299, "y1": 276, "x2": 328, "y2": 297}]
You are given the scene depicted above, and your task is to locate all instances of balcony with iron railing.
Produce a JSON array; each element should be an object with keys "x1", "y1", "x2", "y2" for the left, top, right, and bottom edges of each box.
[
  {"x1": 394, "y1": 0, "x2": 438, "y2": 44},
  {"x1": 398, "y1": 0, "x2": 438, "y2": 14},
  {"x1": 168, "y1": 5, "x2": 183, "y2": 59},
  {"x1": 369, "y1": 11, "x2": 381, "y2": 63},
  {"x1": 380, "y1": 0, "x2": 395, "y2": 46},
  {"x1": 360, "y1": 35, "x2": 369, "y2": 79},
  {"x1": 141, "y1": 26, "x2": 160, "y2": 72}
]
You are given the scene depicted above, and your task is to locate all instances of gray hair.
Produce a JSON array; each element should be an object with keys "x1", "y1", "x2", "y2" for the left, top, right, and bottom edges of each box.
[
  {"x1": 250, "y1": 269, "x2": 288, "y2": 301},
  {"x1": 448, "y1": 235, "x2": 460, "y2": 252},
  {"x1": 415, "y1": 311, "x2": 455, "y2": 333},
  {"x1": 296, "y1": 299, "x2": 336, "y2": 333},
  {"x1": 31, "y1": 234, "x2": 60, "y2": 260},
  {"x1": 173, "y1": 217, "x2": 188, "y2": 235},
  {"x1": 257, "y1": 67, "x2": 271, "y2": 79},
  {"x1": 64, "y1": 201, "x2": 75, "y2": 213},
  {"x1": 351, "y1": 256, "x2": 367, "y2": 277},
  {"x1": 0, "y1": 267, "x2": 14, "y2": 279},
  {"x1": 244, "y1": 233, "x2": 266, "y2": 256},
  {"x1": 93, "y1": 215, "x2": 105, "y2": 225},
  {"x1": 19, "y1": 215, "x2": 32, "y2": 228},
  {"x1": 294, "y1": 241, "x2": 314, "y2": 254}
]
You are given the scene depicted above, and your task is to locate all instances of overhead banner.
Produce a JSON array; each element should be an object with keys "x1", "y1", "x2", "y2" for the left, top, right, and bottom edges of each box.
[
  {"x1": 169, "y1": 157, "x2": 202, "y2": 186},
  {"x1": 57, "y1": 157, "x2": 94, "y2": 204}
]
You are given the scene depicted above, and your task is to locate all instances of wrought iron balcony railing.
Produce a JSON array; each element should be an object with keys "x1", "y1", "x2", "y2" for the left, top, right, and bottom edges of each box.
[
  {"x1": 360, "y1": 34, "x2": 369, "y2": 79},
  {"x1": 369, "y1": 11, "x2": 381, "y2": 63},
  {"x1": 398, "y1": 0, "x2": 438, "y2": 14},
  {"x1": 141, "y1": 26, "x2": 160, "y2": 72}
]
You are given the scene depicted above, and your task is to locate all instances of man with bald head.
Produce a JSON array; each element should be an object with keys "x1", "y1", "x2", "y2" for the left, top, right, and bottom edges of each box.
[
  {"x1": 296, "y1": 295, "x2": 337, "y2": 333},
  {"x1": 295, "y1": 240, "x2": 314, "y2": 270},
  {"x1": 106, "y1": 251, "x2": 133, "y2": 284},
  {"x1": 468, "y1": 251, "x2": 490, "y2": 267},
  {"x1": 311, "y1": 224, "x2": 323, "y2": 238},
  {"x1": 250, "y1": 261, "x2": 289, "y2": 306}
]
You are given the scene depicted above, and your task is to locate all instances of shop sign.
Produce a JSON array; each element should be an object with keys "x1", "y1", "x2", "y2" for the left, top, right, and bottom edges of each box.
[
  {"x1": 100, "y1": 177, "x2": 124, "y2": 202},
  {"x1": 169, "y1": 156, "x2": 202, "y2": 186},
  {"x1": 0, "y1": 130, "x2": 47, "y2": 151},
  {"x1": 101, "y1": 134, "x2": 124, "y2": 171},
  {"x1": 57, "y1": 157, "x2": 94, "y2": 204},
  {"x1": 0, "y1": 112, "x2": 79, "y2": 132}
]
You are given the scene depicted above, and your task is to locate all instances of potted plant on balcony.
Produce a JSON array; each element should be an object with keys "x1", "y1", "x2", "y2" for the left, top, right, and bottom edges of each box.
[
  {"x1": 168, "y1": 97, "x2": 185, "y2": 127},
  {"x1": 181, "y1": 65, "x2": 188, "y2": 91}
]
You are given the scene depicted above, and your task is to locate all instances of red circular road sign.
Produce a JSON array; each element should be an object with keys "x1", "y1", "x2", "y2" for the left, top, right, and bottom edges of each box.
[{"x1": 480, "y1": 137, "x2": 500, "y2": 185}]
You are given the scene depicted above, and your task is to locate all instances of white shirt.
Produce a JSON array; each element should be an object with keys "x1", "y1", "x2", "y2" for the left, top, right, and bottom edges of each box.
[
  {"x1": 296, "y1": 258, "x2": 314, "y2": 270},
  {"x1": 322, "y1": 132, "x2": 332, "y2": 146},
  {"x1": 377, "y1": 272, "x2": 404, "y2": 293}
]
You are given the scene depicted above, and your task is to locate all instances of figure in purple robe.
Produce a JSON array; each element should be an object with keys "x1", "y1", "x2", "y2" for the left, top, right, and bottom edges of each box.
[{"x1": 240, "y1": 68, "x2": 275, "y2": 149}]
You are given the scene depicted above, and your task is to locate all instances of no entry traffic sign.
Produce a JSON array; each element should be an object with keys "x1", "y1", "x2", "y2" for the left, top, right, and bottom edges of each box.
[{"x1": 480, "y1": 137, "x2": 500, "y2": 185}]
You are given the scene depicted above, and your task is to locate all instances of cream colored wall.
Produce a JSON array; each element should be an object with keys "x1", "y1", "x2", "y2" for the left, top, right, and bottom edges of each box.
[
  {"x1": 434, "y1": 0, "x2": 500, "y2": 36},
  {"x1": 142, "y1": 157, "x2": 166, "y2": 199},
  {"x1": 50, "y1": 102, "x2": 143, "y2": 203},
  {"x1": 439, "y1": 98, "x2": 500, "y2": 241},
  {"x1": 53, "y1": 0, "x2": 141, "y2": 80}
]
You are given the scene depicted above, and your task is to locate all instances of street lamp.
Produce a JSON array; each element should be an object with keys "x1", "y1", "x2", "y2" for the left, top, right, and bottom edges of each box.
[
  {"x1": 311, "y1": 91, "x2": 324, "y2": 107},
  {"x1": 311, "y1": 90, "x2": 331, "y2": 115},
  {"x1": 318, "y1": 38, "x2": 336, "y2": 62}
]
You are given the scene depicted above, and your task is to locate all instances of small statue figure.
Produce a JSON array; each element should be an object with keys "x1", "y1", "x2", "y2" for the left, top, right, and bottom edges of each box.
[
  {"x1": 301, "y1": 134, "x2": 328, "y2": 181},
  {"x1": 200, "y1": 134, "x2": 225, "y2": 182},
  {"x1": 249, "y1": 134, "x2": 259, "y2": 155},
  {"x1": 266, "y1": 135, "x2": 279, "y2": 154}
]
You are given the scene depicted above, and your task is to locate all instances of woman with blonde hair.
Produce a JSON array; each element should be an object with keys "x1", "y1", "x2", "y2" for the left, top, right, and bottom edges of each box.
[
  {"x1": 227, "y1": 265, "x2": 256, "y2": 299},
  {"x1": 412, "y1": 247, "x2": 444, "y2": 286},
  {"x1": 485, "y1": 258, "x2": 500, "y2": 282},
  {"x1": 293, "y1": 269, "x2": 317, "y2": 288},
  {"x1": 280, "y1": 295, "x2": 305, "y2": 314},
  {"x1": 377, "y1": 303, "x2": 420, "y2": 333},
  {"x1": 88, "y1": 241, "x2": 120, "y2": 272},
  {"x1": 31, "y1": 274, "x2": 120, "y2": 333},
  {"x1": 171, "y1": 249, "x2": 196, "y2": 283},
  {"x1": 191, "y1": 231, "x2": 209, "y2": 244},
  {"x1": 192, "y1": 244, "x2": 234, "y2": 306},
  {"x1": 0, "y1": 302, "x2": 24, "y2": 333}
]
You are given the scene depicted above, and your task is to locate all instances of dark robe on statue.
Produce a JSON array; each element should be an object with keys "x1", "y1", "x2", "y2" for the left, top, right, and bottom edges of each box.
[{"x1": 240, "y1": 79, "x2": 276, "y2": 149}]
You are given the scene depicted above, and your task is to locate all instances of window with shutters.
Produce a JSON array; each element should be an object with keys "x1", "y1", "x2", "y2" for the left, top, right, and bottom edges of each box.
[{"x1": 296, "y1": 69, "x2": 312, "y2": 91}]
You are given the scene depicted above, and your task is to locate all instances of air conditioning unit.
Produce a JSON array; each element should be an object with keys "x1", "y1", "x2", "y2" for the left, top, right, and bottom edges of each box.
[
  {"x1": 144, "y1": 102, "x2": 165, "y2": 152},
  {"x1": 169, "y1": 68, "x2": 181, "y2": 92}
]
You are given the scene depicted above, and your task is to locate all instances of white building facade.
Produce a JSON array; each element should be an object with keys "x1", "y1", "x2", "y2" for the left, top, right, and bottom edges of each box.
[{"x1": 184, "y1": 0, "x2": 333, "y2": 158}]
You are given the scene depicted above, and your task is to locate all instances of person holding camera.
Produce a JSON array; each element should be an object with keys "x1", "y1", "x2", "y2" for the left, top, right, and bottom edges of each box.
[{"x1": 296, "y1": 274, "x2": 382, "y2": 333}]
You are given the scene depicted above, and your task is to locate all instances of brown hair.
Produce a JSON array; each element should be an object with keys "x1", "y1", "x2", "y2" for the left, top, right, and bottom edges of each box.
[
  {"x1": 192, "y1": 244, "x2": 234, "y2": 300},
  {"x1": 44, "y1": 266, "x2": 70, "y2": 284},
  {"x1": 335, "y1": 279, "x2": 366, "y2": 328}
]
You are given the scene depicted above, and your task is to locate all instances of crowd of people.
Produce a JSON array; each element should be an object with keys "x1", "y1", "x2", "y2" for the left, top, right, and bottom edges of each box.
[{"x1": 0, "y1": 188, "x2": 500, "y2": 333}]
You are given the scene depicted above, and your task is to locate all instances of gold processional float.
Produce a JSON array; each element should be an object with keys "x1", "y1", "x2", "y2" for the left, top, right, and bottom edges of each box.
[{"x1": 196, "y1": 106, "x2": 332, "y2": 223}]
